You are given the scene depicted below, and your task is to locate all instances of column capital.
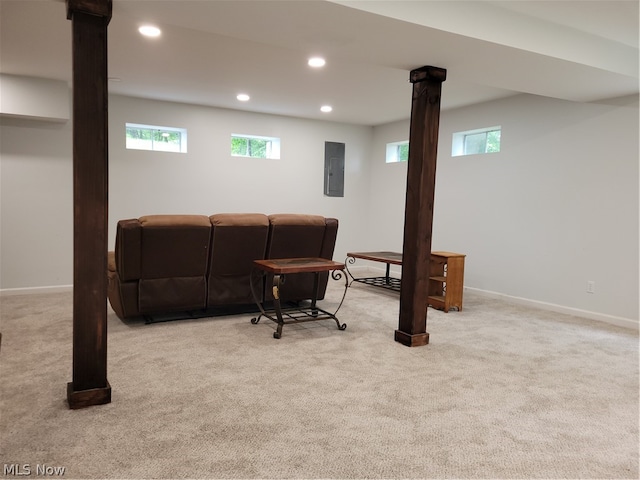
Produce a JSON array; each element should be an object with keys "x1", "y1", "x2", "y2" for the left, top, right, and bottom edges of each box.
[
  {"x1": 410, "y1": 66, "x2": 447, "y2": 84},
  {"x1": 67, "y1": 0, "x2": 112, "y2": 21}
]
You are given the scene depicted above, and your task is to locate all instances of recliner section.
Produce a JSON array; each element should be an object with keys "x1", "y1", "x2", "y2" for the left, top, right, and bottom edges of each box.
[
  {"x1": 207, "y1": 213, "x2": 270, "y2": 307},
  {"x1": 107, "y1": 213, "x2": 339, "y2": 320},
  {"x1": 264, "y1": 214, "x2": 338, "y2": 302}
]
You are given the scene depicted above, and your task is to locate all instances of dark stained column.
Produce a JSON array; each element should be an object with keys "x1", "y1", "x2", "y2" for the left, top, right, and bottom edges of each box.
[
  {"x1": 395, "y1": 66, "x2": 446, "y2": 347},
  {"x1": 66, "y1": 0, "x2": 112, "y2": 409}
]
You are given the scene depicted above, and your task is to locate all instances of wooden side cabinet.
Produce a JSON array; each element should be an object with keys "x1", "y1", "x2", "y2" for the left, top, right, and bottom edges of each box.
[{"x1": 428, "y1": 251, "x2": 465, "y2": 312}]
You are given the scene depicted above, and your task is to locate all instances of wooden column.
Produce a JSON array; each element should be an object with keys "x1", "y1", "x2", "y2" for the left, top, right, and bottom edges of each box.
[
  {"x1": 395, "y1": 66, "x2": 446, "y2": 347},
  {"x1": 66, "y1": 0, "x2": 112, "y2": 409}
]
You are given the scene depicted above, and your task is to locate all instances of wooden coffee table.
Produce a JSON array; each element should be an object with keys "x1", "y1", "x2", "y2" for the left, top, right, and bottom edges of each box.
[
  {"x1": 250, "y1": 257, "x2": 348, "y2": 339},
  {"x1": 345, "y1": 251, "x2": 403, "y2": 292},
  {"x1": 345, "y1": 250, "x2": 466, "y2": 312}
]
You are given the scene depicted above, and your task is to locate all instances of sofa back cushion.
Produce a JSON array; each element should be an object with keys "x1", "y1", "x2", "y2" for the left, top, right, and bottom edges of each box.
[
  {"x1": 115, "y1": 215, "x2": 211, "y2": 314},
  {"x1": 265, "y1": 214, "x2": 326, "y2": 258},
  {"x1": 208, "y1": 213, "x2": 269, "y2": 305},
  {"x1": 264, "y1": 214, "x2": 338, "y2": 301},
  {"x1": 138, "y1": 215, "x2": 211, "y2": 279}
]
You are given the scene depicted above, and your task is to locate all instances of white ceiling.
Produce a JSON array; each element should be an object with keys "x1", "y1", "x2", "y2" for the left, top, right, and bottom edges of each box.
[{"x1": 1, "y1": 0, "x2": 638, "y2": 126}]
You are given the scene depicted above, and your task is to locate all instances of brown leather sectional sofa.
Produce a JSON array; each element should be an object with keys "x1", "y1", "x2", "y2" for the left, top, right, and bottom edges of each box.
[{"x1": 107, "y1": 213, "x2": 339, "y2": 321}]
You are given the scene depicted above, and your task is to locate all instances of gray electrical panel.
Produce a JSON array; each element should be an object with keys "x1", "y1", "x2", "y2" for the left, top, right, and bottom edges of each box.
[{"x1": 324, "y1": 141, "x2": 345, "y2": 197}]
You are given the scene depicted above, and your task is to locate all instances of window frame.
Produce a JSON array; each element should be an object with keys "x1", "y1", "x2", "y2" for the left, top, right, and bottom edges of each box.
[
  {"x1": 125, "y1": 123, "x2": 188, "y2": 153},
  {"x1": 231, "y1": 134, "x2": 281, "y2": 159},
  {"x1": 452, "y1": 126, "x2": 501, "y2": 157},
  {"x1": 385, "y1": 140, "x2": 409, "y2": 163}
]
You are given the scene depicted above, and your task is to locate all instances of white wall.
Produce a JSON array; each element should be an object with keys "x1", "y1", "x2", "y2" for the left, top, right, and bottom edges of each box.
[
  {"x1": 0, "y1": 94, "x2": 372, "y2": 290},
  {"x1": 0, "y1": 74, "x2": 69, "y2": 121},
  {"x1": 0, "y1": 117, "x2": 73, "y2": 289},
  {"x1": 108, "y1": 95, "x2": 373, "y2": 261},
  {"x1": 370, "y1": 93, "x2": 639, "y2": 326},
  {"x1": 2, "y1": 89, "x2": 638, "y2": 328}
]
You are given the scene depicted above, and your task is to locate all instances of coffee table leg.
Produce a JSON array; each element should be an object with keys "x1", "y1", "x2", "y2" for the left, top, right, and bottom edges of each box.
[{"x1": 272, "y1": 274, "x2": 285, "y2": 339}]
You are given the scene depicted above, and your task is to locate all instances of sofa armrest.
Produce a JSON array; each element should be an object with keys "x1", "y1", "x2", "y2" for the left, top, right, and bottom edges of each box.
[
  {"x1": 320, "y1": 218, "x2": 339, "y2": 260},
  {"x1": 107, "y1": 251, "x2": 116, "y2": 273},
  {"x1": 115, "y1": 219, "x2": 142, "y2": 281}
]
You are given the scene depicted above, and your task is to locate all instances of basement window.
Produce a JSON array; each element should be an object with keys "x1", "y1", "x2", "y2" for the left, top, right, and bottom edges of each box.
[
  {"x1": 125, "y1": 123, "x2": 187, "y2": 153},
  {"x1": 385, "y1": 140, "x2": 409, "y2": 163},
  {"x1": 231, "y1": 134, "x2": 281, "y2": 159},
  {"x1": 452, "y1": 126, "x2": 501, "y2": 156}
]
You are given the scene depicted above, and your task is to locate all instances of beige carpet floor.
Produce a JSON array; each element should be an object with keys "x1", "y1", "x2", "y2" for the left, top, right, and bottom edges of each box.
[{"x1": 1, "y1": 274, "x2": 638, "y2": 479}]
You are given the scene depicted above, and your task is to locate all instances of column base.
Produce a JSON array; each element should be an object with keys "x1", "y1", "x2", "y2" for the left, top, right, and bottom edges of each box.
[
  {"x1": 67, "y1": 381, "x2": 111, "y2": 409},
  {"x1": 394, "y1": 330, "x2": 429, "y2": 347}
]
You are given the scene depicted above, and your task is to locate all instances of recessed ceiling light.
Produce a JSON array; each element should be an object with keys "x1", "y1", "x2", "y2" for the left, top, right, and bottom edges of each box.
[
  {"x1": 237, "y1": 93, "x2": 250, "y2": 102},
  {"x1": 308, "y1": 57, "x2": 326, "y2": 68},
  {"x1": 139, "y1": 25, "x2": 161, "y2": 37},
  {"x1": 320, "y1": 105, "x2": 332, "y2": 113}
]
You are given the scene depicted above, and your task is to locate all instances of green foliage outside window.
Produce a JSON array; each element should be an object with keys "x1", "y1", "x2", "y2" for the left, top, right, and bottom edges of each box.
[
  {"x1": 464, "y1": 129, "x2": 501, "y2": 155},
  {"x1": 126, "y1": 127, "x2": 148, "y2": 141},
  {"x1": 125, "y1": 126, "x2": 183, "y2": 152},
  {"x1": 397, "y1": 143, "x2": 409, "y2": 162},
  {"x1": 231, "y1": 137, "x2": 269, "y2": 158},
  {"x1": 486, "y1": 130, "x2": 501, "y2": 153},
  {"x1": 126, "y1": 128, "x2": 180, "y2": 143}
]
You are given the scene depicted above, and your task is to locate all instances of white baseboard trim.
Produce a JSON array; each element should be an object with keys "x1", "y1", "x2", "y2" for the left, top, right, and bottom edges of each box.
[
  {"x1": 2, "y1": 281, "x2": 635, "y2": 331},
  {"x1": 357, "y1": 266, "x2": 638, "y2": 331},
  {"x1": 466, "y1": 286, "x2": 639, "y2": 331},
  {"x1": 0, "y1": 285, "x2": 73, "y2": 296}
]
